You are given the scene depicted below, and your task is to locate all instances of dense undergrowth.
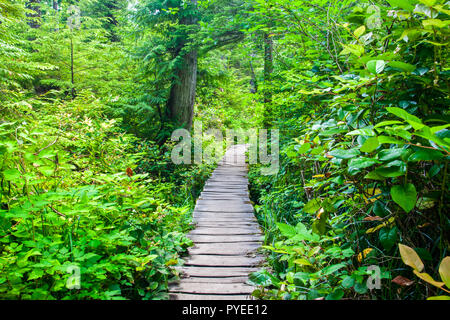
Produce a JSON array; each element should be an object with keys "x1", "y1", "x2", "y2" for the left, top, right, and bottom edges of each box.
[
  {"x1": 0, "y1": 93, "x2": 213, "y2": 299},
  {"x1": 247, "y1": 0, "x2": 450, "y2": 300},
  {"x1": 1, "y1": 0, "x2": 449, "y2": 301},
  {"x1": 0, "y1": 0, "x2": 216, "y2": 299}
]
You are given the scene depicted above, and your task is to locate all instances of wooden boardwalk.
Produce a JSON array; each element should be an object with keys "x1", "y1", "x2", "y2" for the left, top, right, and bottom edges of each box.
[{"x1": 169, "y1": 144, "x2": 263, "y2": 300}]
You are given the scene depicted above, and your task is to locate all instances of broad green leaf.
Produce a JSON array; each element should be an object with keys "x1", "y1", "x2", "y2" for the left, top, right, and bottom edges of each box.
[
  {"x1": 386, "y1": 107, "x2": 424, "y2": 130},
  {"x1": 375, "y1": 165, "x2": 406, "y2": 178},
  {"x1": 418, "y1": 0, "x2": 436, "y2": 6},
  {"x1": 379, "y1": 227, "x2": 398, "y2": 251},
  {"x1": 37, "y1": 166, "x2": 55, "y2": 177},
  {"x1": 348, "y1": 157, "x2": 380, "y2": 171},
  {"x1": 391, "y1": 184, "x2": 417, "y2": 213},
  {"x1": 374, "y1": 120, "x2": 403, "y2": 128},
  {"x1": 303, "y1": 198, "x2": 321, "y2": 214},
  {"x1": 427, "y1": 296, "x2": 450, "y2": 300},
  {"x1": 434, "y1": 4, "x2": 450, "y2": 15},
  {"x1": 399, "y1": 243, "x2": 424, "y2": 272},
  {"x1": 377, "y1": 135, "x2": 405, "y2": 145},
  {"x1": 416, "y1": 126, "x2": 450, "y2": 148},
  {"x1": 326, "y1": 288, "x2": 344, "y2": 300},
  {"x1": 294, "y1": 258, "x2": 312, "y2": 266},
  {"x1": 367, "y1": 60, "x2": 385, "y2": 74},
  {"x1": 347, "y1": 128, "x2": 376, "y2": 136},
  {"x1": 328, "y1": 148, "x2": 360, "y2": 159},
  {"x1": 322, "y1": 263, "x2": 347, "y2": 275},
  {"x1": 341, "y1": 276, "x2": 355, "y2": 289},
  {"x1": 364, "y1": 170, "x2": 387, "y2": 180},
  {"x1": 2, "y1": 168, "x2": 22, "y2": 181},
  {"x1": 386, "y1": 0, "x2": 415, "y2": 11},
  {"x1": 400, "y1": 28, "x2": 422, "y2": 42},
  {"x1": 354, "y1": 25, "x2": 366, "y2": 38},
  {"x1": 28, "y1": 269, "x2": 44, "y2": 280},
  {"x1": 408, "y1": 148, "x2": 444, "y2": 161},
  {"x1": 360, "y1": 137, "x2": 380, "y2": 153},
  {"x1": 388, "y1": 61, "x2": 416, "y2": 72},
  {"x1": 354, "y1": 282, "x2": 368, "y2": 294},
  {"x1": 377, "y1": 148, "x2": 407, "y2": 161},
  {"x1": 340, "y1": 43, "x2": 364, "y2": 57},
  {"x1": 422, "y1": 19, "x2": 450, "y2": 28},
  {"x1": 438, "y1": 257, "x2": 450, "y2": 288},
  {"x1": 248, "y1": 271, "x2": 274, "y2": 287},
  {"x1": 296, "y1": 143, "x2": 311, "y2": 154}
]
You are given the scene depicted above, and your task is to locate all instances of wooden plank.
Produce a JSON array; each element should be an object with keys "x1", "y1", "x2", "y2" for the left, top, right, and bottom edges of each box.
[
  {"x1": 176, "y1": 276, "x2": 249, "y2": 284},
  {"x1": 206, "y1": 179, "x2": 247, "y2": 183},
  {"x1": 203, "y1": 184, "x2": 247, "y2": 189},
  {"x1": 193, "y1": 221, "x2": 258, "y2": 227},
  {"x1": 188, "y1": 234, "x2": 263, "y2": 243},
  {"x1": 188, "y1": 243, "x2": 260, "y2": 255},
  {"x1": 170, "y1": 282, "x2": 254, "y2": 295},
  {"x1": 195, "y1": 221, "x2": 259, "y2": 226},
  {"x1": 177, "y1": 266, "x2": 257, "y2": 277},
  {"x1": 184, "y1": 255, "x2": 264, "y2": 267},
  {"x1": 206, "y1": 182, "x2": 248, "y2": 186},
  {"x1": 196, "y1": 199, "x2": 251, "y2": 206},
  {"x1": 193, "y1": 212, "x2": 256, "y2": 219},
  {"x1": 201, "y1": 186, "x2": 249, "y2": 193},
  {"x1": 194, "y1": 206, "x2": 254, "y2": 213},
  {"x1": 170, "y1": 293, "x2": 252, "y2": 300},
  {"x1": 189, "y1": 227, "x2": 261, "y2": 235}
]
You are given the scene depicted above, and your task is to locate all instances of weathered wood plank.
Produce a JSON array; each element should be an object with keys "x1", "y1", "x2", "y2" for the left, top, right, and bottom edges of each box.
[
  {"x1": 188, "y1": 234, "x2": 263, "y2": 243},
  {"x1": 189, "y1": 227, "x2": 261, "y2": 235},
  {"x1": 194, "y1": 220, "x2": 259, "y2": 226},
  {"x1": 170, "y1": 293, "x2": 252, "y2": 300},
  {"x1": 193, "y1": 212, "x2": 256, "y2": 220},
  {"x1": 193, "y1": 220, "x2": 258, "y2": 226},
  {"x1": 184, "y1": 255, "x2": 263, "y2": 267},
  {"x1": 170, "y1": 282, "x2": 254, "y2": 295},
  {"x1": 176, "y1": 266, "x2": 258, "y2": 277},
  {"x1": 194, "y1": 207, "x2": 254, "y2": 214},
  {"x1": 176, "y1": 276, "x2": 249, "y2": 284},
  {"x1": 188, "y1": 243, "x2": 260, "y2": 255}
]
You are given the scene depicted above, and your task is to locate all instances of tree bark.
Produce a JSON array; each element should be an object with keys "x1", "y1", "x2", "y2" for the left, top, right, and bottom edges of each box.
[
  {"x1": 263, "y1": 32, "x2": 273, "y2": 127},
  {"x1": 249, "y1": 59, "x2": 257, "y2": 93},
  {"x1": 26, "y1": 0, "x2": 41, "y2": 29},
  {"x1": 167, "y1": 49, "x2": 198, "y2": 130},
  {"x1": 166, "y1": 0, "x2": 198, "y2": 131},
  {"x1": 70, "y1": 37, "x2": 76, "y2": 99}
]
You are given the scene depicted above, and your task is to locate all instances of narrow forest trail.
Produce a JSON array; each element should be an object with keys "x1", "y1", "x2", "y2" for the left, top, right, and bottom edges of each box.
[{"x1": 169, "y1": 144, "x2": 264, "y2": 300}]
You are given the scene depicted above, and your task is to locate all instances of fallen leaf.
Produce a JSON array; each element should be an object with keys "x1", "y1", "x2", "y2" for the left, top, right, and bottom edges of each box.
[
  {"x1": 126, "y1": 167, "x2": 133, "y2": 177},
  {"x1": 392, "y1": 275, "x2": 414, "y2": 287},
  {"x1": 364, "y1": 216, "x2": 383, "y2": 221}
]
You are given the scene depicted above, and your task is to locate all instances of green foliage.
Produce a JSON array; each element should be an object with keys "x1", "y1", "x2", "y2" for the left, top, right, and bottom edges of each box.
[
  {"x1": 247, "y1": 0, "x2": 449, "y2": 300},
  {"x1": 1, "y1": 0, "x2": 449, "y2": 301},
  {"x1": 0, "y1": 95, "x2": 211, "y2": 299}
]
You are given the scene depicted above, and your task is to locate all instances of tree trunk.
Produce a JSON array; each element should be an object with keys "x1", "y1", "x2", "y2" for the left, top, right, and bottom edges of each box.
[
  {"x1": 249, "y1": 59, "x2": 257, "y2": 93},
  {"x1": 70, "y1": 37, "x2": 76, "y2": 99},
  {"x1": 167, "y1": 50, "x2": 198, "y2": 130},
  {"x1": 26, "y1": 0, "x2": 41, "y2": 29},
  {"x1": 166, "y1": 0, "x2": 198, "y2": 131},
  {"x1": 263, "y1": 32, "x2": 273, "y2": 127}
]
